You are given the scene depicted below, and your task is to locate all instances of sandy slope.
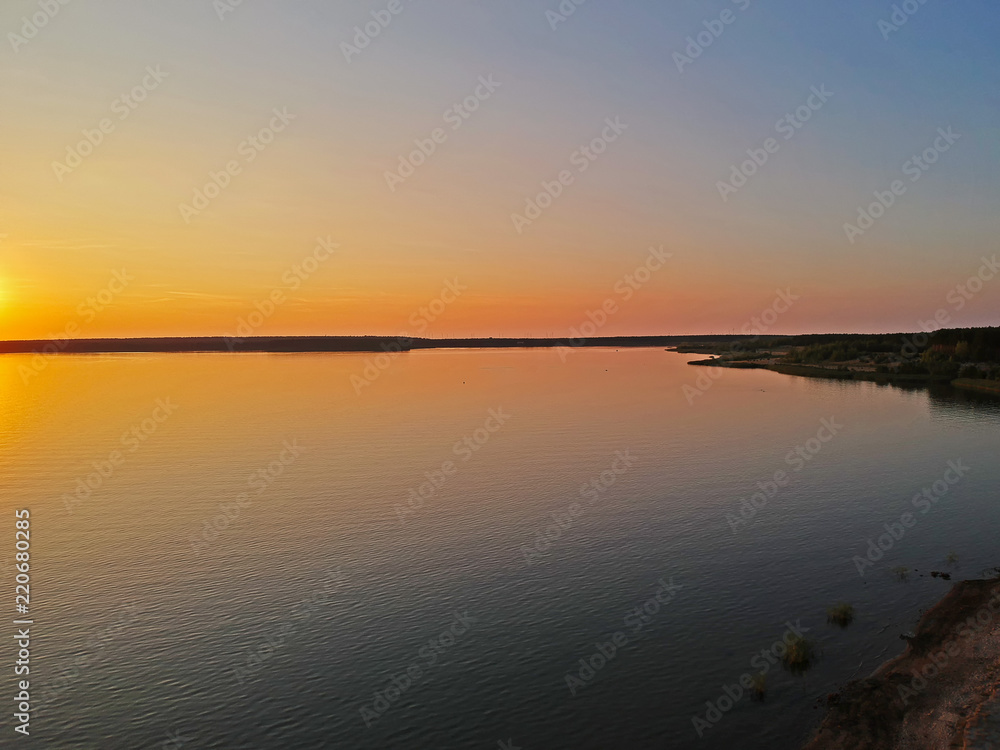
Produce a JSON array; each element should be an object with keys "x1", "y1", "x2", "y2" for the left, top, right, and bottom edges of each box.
[{"x1": 803, "y1": 578, "x2": 1000, "y2": 750}]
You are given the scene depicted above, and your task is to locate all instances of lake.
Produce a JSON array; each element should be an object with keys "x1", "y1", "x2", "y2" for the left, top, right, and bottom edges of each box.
[{"x1": 4, "y1": 348, "x2": 999, "y2": 748}]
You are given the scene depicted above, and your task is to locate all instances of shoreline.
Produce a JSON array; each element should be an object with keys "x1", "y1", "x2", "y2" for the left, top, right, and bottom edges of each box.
[
  {"x1": 804, "y1": 577, "x2": 1000, "y2": 749},
  {"x1": 952, "y1": 378, "x2": 1000, "y2": 395},
  {"x1": 689, "y1": 354, "x2": 1000, "y2": 745},
  {"x1": 688, "y1": 359, "x2": 1000, "y2": 394}
]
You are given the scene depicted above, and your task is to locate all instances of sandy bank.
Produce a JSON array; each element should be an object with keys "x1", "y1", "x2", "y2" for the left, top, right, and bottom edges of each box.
[{"x1": 803, "y1": 578, "x2": 1000, "y2": 749}]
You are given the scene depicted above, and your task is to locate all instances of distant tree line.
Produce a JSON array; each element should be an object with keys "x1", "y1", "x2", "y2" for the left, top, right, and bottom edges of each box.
[{"x1": 743, "y1": 327, "x2": 1000, "y2": 379}]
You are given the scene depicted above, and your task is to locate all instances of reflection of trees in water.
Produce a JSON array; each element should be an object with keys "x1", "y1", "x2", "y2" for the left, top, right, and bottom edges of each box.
[
  {"x1": 828, "y1": 377, "x2": 1000, "y2": 416},
  {"x1": 927, "y1": 383, "x2": 1000, "y2": 417}
]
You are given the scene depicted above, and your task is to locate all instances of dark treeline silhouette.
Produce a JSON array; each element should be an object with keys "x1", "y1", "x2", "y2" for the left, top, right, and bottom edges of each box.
[
  {"x1": 1, "y1": 327, "x2": 995, "y2": 360},
  {"x1": 0, "y1": 334, "x2": 754, "y2": 355},
  {"x1": 743, "y1": 327, "x2": 1000, "y2": 363}
]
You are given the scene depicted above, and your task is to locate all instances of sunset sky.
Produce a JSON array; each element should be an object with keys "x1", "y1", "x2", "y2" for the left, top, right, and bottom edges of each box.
[{"x1": 3, "y1": 0, "x2": 999, "y2": 340}]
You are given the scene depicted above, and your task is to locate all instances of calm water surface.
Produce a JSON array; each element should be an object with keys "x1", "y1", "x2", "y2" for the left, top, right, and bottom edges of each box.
[{"x1": 3, "y1": 349, "x2": 999, "y2": 749}]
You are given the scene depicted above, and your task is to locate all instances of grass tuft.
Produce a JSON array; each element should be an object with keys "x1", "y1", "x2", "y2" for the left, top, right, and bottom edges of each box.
[
  {"x1": 751, "y1": 672, "x2": 766, "y2": 701},
  {"x1": 827, "y1": 603, "x2": 855, "y2": 627},
  {"x1": 782, "y1": 634, "x2": 815, "y2": 673}
]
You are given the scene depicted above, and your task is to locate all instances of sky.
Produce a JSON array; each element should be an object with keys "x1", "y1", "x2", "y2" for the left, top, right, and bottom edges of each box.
[{"x1": 2, "y1": 0, "x2": 999, "y2": 340}]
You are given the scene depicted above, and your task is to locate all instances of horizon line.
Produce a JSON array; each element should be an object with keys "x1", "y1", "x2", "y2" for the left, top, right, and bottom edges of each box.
[{"x1": 0, "y1": 327, "x2": 994, "y2": 356}]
